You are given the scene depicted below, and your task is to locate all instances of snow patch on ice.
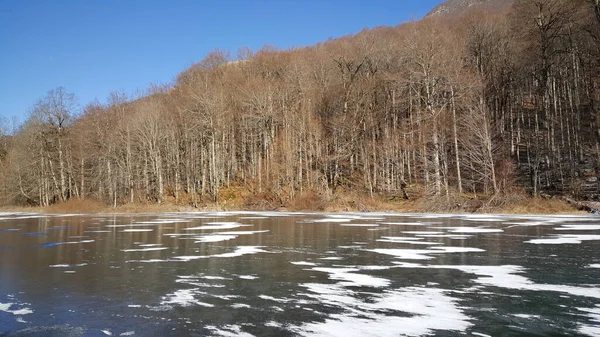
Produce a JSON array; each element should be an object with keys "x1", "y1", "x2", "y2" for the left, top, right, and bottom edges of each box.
[
  {"x1": 214, "y1": 230, "x2": 269, "y2": 235},
  {"x1": 311, "y1": 267, "x2": 390, "y2": 288},
  {"x1": 160, "y1": 288, "x2": 213, "y2": 307},
  {"x1": 312, "y1": 218, "x2": 353, "y2": 223},
  {"x1": 294, "y1": 285, "x2": 471, "y2": 337},
  {"x1": 319, "y1": 257, "x2": 344, "y2": 261},
  {"x1": 416, "y1": 234, "x2": 473, "y2": 239},
  {"x1": 526, "y1": 234, "x2": 600, "y2": 245},
  {"x1": 445, "y1": 227, "x2": 503, "y2": 234},
  {"x1": 174, "y1": 246, "x2": 267, "y2": 261},
  {"x1": 292, "y1": 261, "x2": 318, "y2": 266},
  {"x1": 231, "y1": 303, "x2": 251, "y2": 309},
  {"x1": 265, "y1": 321, "x2": 282, "y2": 328},
  {"x1": 555, "y1": 225, "x2": 600, "y2": 231},
  {"x1": 259, "y1": 295, "x2": 294, "y2": 303},
  {"x1": 205, "y1": 325, "x2": 255, "y2": 337},
  {"x1": 471, "y1": 333, "x2": 492, "y2": 337},
  {"x1": 368, "y1": 249, "x2": 435, "y2": 260},
  {"x1": 49, "y1": 263, "x2": 88, "y2": 268},
  {"x1": 194, "y1": 235, "x2": 238, "y2": 243},
  {"x1": 578, "y1": 305, "x2": 600, "y2": 337},
  {"x1": 238, "y1": 275, "x2": 259, "y2": 280},
  {"x1": 368, "y1": 246, "x2": 483, "y2": 260},
  {"x1": 395, "y1": 263, "x2": 600, "y2": 299},
  {"x1": 0, "y1": 302, "x2": 33, "y2": 315},
  {"x1": 382, "y1": 222, "x2": 428, "y2": 226},
  {"x1": 185, "y1": 222, "x2": 252, "y2": 230},
  {"x1": 429, "y1": 247, "x2": 485, "y2": 253},
  {"x1": 403, "y1": 231, "x2": 445, "y2": 235}
]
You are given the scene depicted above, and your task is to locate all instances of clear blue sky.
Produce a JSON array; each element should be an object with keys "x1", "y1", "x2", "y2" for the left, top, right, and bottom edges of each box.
[{"x1": 0, "y1": 0, "x2": 441, "y2": 123}]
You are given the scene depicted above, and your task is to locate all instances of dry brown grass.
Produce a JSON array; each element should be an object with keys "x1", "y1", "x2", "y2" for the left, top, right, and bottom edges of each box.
[
  {"x1": 502, "y1": 196, "x2": 580, "y2": 214},
  {"x1": 44, "y1": 198, "x2": 107, "y2": 214},
  {"x1": 286, "y1": 190, "x2": 327, "y2": 211},
  {"x1": 104, "y1": 202, "x2": 182, "y2": 213},
  {"x1": 0, "y1": 186, "x2": 584, "y2": 215},
  {"x1": 320, "y1": 189, "x2": 420, "y2": 213}
]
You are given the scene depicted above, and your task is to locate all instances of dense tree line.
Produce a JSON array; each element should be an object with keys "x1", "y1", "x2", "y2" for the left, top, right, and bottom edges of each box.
[{"x1": 1, "y1": 0, "x2": 599, "y2": 207}]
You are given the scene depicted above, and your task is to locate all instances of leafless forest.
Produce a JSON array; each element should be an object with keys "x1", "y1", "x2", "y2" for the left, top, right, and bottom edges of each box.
[{"x1": 1, "y1": 0, "x2": 599, "y2": 210}]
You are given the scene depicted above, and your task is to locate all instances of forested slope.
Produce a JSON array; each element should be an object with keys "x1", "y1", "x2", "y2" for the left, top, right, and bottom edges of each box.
[{"x1": 0, "y1": 0, "x2": 599, "y2": 211}]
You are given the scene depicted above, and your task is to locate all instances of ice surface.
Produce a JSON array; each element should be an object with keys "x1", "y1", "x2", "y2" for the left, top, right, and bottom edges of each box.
[
  {"x1": 312, "y1": 218, "x2": 354, "y2": 223},
  {"x1": 377, "y1": 239, "x2": 442, "y2": 245},
  {"x1": 212, "y1": 246, "x2": 266, "y2": 258},
  {"x1": 339, "y1": 224, "x2": 380, "y2": 227},
  {"x1": 36, "y1": 240, "x2": 95, "y2": 247},
  {"x1": 461, "y1": 217, "x2": 505, "y2": 222},
  {"x1": 504, "y1": 221, "x2": 549, "y2": 228},
  {"x1": 122, "y1": 229, "x2": 153, "y2": 232},
  {"x1": 377, "y1": 237, "x2": 442, "y2": 245},
  {"x1": 121, "y1": 247, "x2": 168, "y2": 252}
]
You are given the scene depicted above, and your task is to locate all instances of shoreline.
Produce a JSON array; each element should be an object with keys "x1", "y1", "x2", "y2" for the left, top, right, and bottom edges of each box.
[{"x1": 0, "y1": 194, "x2": 586, "y2": 216}]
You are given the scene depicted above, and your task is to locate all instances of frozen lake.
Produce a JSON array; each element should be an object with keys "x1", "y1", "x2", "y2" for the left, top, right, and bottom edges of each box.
[{"x1": 0, "y1": 211, "x2": 599, "y2": 336}]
